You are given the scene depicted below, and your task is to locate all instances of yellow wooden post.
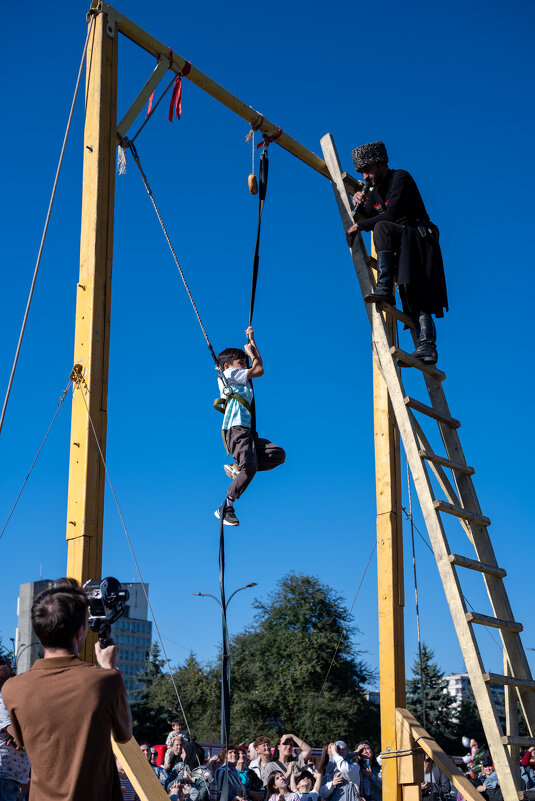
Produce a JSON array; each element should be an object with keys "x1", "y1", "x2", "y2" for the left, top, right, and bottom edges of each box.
[
  {"x1": 372, "y1": 241, "x2": 406, "y2": 801},
  {"x1": 65, "y1": 7, "x2": 117, "y2": 662}
]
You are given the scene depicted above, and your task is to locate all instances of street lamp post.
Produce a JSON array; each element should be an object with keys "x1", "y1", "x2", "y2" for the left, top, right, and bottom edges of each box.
[{"x1": 193, "y1": 582, "x2": 257, "y2": 747}]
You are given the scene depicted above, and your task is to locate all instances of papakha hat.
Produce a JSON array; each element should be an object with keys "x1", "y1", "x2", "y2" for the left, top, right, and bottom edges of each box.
[{"x1": 352, "y1": 141, "x2": 388, "y2": 172}]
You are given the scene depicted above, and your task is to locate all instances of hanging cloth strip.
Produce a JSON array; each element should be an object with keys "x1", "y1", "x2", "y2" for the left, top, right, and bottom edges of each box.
[{"x1": 169, "y1": 55, "x2": 192, "y2": 121}]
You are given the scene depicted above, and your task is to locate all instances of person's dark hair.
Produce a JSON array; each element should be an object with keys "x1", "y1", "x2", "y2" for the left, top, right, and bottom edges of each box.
[
  {"x1": 295, "y1": 771, "x2": 313, "y2": 785},
  {"x1": 318, "y1": 743, "x2": 331, "y2": 776},
  {"x1": 354, "y1": 741, "x2": 380, "y2": 770},
  {"x1": 267, "y1": 771, "x2": 285, "y2": 796},
  {"x1": 217, "y1": 348, "x2": 247, "y2": 369},
  {"x1": 171, "y1": 719, "x2": 181, "y2": 727},
  {"x1": 31, "y1": 578, "x2": 88, "y2": 649}
]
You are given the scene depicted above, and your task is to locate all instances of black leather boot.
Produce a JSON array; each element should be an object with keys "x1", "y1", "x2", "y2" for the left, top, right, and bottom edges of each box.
[
  {"x1": 364, "y1": 251, "x2": 395, "y2": 306},
  {"x1": 411, "y1": 312, "x2": 437, "y2": 364}
]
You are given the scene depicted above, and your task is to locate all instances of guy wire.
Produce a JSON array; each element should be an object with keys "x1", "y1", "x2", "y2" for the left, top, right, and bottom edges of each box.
[{"x1": 74, "y1": 379, "x2": 200, "y2": 750}]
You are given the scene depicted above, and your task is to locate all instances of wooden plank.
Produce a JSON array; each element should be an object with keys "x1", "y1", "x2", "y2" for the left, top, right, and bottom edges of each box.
[
  {"x1": 117, "y1": 56, "x2": 170, "y2": 138},
  {"x1": 390, "y1": 346, "x2": 446, "y2": 379},
  {"x1": 502, "y1": 736, "x2": 535, "y2": 747},
  {"x1": 377, "y1": 302, "x2": 415, "y2": 329},
  {"x1": 112, "y1": 737, "x2": 169, "y2": 801},
  {"x1": 405, "y1": 396, "x2": 461, "y2": 428},
  {"x1": 434, "y1": 500, "x2": 490, "y2": 527},
  {"x1": 395, "y1": 709, "x2": 482, "y2": 801},
  {"x1": 374, "y1": 275, "x2": 405, "y2": 801},
  {"x1": 484, "y1": 672, "x2": 535, "y2": 689},
  {"x1": 396, "y1": 703, "x2": 422, "y2": 788},
  {"x1": 65, "y1": 9, "x2": 117, "y2": 664},
  {"x1": 419, "y1": 448, "x2": 475, "y2": 475},
  {"x1": 321, "y1": 133, "x2": 522, "y2": 801},
  {"x1": 449, "y1": 554, "x2": 506, "y2": 579},
  {"x1": 466, "y1": 612, "x2": 523, "y2": 633}
]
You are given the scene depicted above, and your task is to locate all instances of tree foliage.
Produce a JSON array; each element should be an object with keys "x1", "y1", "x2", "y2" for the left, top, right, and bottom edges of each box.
[
  {"x1": 132, "y1": 574, "x2": 379, "y2": 748},
  {"x1": 406, "y1": 643, "x2": 456, "y2": 750}
]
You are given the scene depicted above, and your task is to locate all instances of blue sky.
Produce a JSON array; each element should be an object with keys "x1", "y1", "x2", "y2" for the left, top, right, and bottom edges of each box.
[{"x1": 1, "y1": 0, "x2": 534, "y2": 726}]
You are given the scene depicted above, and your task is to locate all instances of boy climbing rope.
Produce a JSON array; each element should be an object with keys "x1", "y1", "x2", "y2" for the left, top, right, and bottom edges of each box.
[{"x1": 214, "y1": 326, "x2": 285, "y2": 526}]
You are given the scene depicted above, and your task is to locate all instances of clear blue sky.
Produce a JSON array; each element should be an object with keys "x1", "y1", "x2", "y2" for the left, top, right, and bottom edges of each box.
[{"x1": 1, "y1": 0, "x2": 534, "y2": 717}]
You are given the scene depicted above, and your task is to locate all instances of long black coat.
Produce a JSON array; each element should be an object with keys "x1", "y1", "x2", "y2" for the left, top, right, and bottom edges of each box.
[{"x1": 357, "y1": 169, "x2": 448, "y2": 317}]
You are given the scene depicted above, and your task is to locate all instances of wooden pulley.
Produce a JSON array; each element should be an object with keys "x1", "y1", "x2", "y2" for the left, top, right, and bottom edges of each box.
[{"x1": 248, "y1": 173, "x2": 258, "y2": 195}]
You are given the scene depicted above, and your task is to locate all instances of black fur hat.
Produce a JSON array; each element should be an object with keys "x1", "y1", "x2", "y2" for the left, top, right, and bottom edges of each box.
[{"x1": 352, "y1": 141, "x2": 388, "y2": 172}]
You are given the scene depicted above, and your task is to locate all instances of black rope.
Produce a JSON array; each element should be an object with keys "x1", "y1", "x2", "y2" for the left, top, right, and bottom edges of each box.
[{"x1": 218, "y1": 503, "x2": 230, "y2": 801}]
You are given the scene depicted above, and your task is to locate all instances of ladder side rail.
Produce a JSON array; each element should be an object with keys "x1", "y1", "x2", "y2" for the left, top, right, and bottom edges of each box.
[
  {"x1": 320, "y1": 133, "x2": 523, "y2": 799},
  {"x1": 423, "y1": 381, "x2": 535, "y2": 724}
]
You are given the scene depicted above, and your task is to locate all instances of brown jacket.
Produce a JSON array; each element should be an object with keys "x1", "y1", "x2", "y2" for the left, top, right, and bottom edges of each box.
[{"x1": 1, "y1": 655, "x2": 132, "y2": 801}]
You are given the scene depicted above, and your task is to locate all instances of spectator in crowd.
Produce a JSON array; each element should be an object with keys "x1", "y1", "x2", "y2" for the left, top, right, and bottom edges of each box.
[
  {"x1": 248, "y1": 743, "x2": 259, "y2": 762},
  {"x1": 169, "y1": 776, "x2": 193, "y2": 801},
  {"x1": 290, "y1": 768, "x2": 322, "y2": 801},
  {"x1": 116, "y1": 757, "x2": 140, "y2": 801},
  {"x1": 235, "y1": 748, "x2": 264, "y2": 801},
  {"x1": 521, "y1": 748, "x2": 535, "y2": 791},
  {"x1": 319, "y1": 742, "x2": 361, "y2": 801},
  {"x1": 0, "y1": 653, "x2": 31, "y2": 801},
  {"x1": 167, "y1": 720, "x2": 188, "y2": 747},
  {"x1": 140, "y1": 741, "x2": 168, "y2": 788},
  {"x1": 165, "y1": 736, "x2": 189, "y2": 774},
  {"x1": 213, "y1": 746, "x2": 248, "y2": 801},
  {"x1": 266, "y1": 771, "x2": 300, "y2": 801},
  {"x1": 189, "y1": 767, "x2": 212, "y2": 801},
  {"x1": 420, "y1": 754, "x2": 452, "y2": 800},
  {"x1": 266, "y1": 734, "x2": 312, "y2": 783},
  {"x1": 476, "y1": 758, "x2": 502, "y2": 801},
  {"x1": 250, "y1": 736, "x2": 273, "y2": 787},
  {"x1": 354, "y1": 742, "x2": 382, "y2": 801}
]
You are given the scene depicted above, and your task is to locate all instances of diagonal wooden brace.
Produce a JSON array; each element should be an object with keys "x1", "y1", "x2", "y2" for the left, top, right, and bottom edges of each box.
[{"x1": 117, "y1": 56, "x2": 170, "y2": 139}]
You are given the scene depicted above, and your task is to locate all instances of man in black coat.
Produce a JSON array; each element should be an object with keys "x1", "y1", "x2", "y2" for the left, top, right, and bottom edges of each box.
[{"x1": 346, "y1": 141, "x2": 448, "y2": 365}]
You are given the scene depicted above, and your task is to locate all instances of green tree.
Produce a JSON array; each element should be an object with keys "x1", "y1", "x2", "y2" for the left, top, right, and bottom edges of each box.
[
  {"x1": 228, "y1": 573, "x2": 379, "y2": 746},
  {"x1": 406, "y1": 644, "x2": 455, "y2": 750}
]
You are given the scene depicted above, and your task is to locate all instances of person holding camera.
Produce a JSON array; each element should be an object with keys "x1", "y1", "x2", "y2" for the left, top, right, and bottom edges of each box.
[
  {"x1": 1, "y1": 578, "x2": 132, "y2": 801},
  {"x1": 353, "y1": 742, "x2": 381, "y2": 800}
]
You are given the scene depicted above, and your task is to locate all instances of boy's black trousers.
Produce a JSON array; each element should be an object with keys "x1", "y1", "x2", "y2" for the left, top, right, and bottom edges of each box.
[{"x1": 225, "y1": 425, "x2": 285, "y2": 499}]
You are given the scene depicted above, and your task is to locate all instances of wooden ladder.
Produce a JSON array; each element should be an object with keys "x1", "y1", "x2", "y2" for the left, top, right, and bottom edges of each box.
[{"x1": 321, "y1": 133, "x2": 535, "y2": 801}]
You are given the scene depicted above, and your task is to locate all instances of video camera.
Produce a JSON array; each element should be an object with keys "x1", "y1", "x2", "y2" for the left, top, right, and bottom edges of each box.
[{"x1": 83, "y1": 577, "x2": 129, "y2": 647}]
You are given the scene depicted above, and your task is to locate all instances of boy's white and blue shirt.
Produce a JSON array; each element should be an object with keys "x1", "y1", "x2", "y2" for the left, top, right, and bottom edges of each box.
[{"x1": 217, "y1": 367, "x2": 253, "y2": 430}]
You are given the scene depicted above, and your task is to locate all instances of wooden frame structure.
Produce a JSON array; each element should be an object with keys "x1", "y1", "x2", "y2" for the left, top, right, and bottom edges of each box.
[{"x1": 63, "y1": 3, "x2": 532, "y2": 799}]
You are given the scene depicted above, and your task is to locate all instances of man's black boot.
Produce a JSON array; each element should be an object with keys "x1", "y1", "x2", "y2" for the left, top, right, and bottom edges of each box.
[
  {"x1": 411, "y1": 312, "x2": 438, "y2": 365},
  {"x1": 364, "y1": 251, "x2": 396, "y2": 306}
]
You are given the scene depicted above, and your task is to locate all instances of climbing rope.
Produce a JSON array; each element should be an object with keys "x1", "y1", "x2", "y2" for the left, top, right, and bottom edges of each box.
[
  {"x1": 72, "y1": 370, "x2": 203, "y2": 756},
  {"x1": 406, "y1": 461, "x2": 427, "y2": 729},
  {"x1": 0, "y1": 15, "x2": 95, "y2": 437},
  {"x1": 124, "y1": 140, "x2": 230, "y2": 393},
  {"x1": 0, "y1": 381, "x2": 72, "y2": 542}
]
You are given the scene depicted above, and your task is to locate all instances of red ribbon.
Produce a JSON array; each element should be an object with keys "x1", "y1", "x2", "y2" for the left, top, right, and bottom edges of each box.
[{"x1": 168, "y1": 59, "x2": 192, "y2": 122}]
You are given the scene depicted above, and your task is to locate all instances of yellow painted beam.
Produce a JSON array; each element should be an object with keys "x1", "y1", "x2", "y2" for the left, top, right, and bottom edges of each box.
[
  {"x1": 373, "y1": 248, "x2": 406, "y2": 801},
  {"x1": 65, "y1": 8, "x2": 117, "y2": 663},
  {"x1": 112, "y1": 738, "x2": 169, "y2": 801}
]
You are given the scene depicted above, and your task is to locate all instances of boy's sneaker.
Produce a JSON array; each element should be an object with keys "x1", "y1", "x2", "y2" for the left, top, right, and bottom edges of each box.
[
  {"x1": 214, "y1": 505, "x2": 240, "y2": 527},
  {"x1": 223, "y1": 463, "x2": 240, "y2": 480}
]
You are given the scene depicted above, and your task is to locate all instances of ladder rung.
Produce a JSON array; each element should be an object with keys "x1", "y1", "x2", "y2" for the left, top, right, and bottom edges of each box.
[
  {"x1": 405, "y1": 397, "x2": 461, "y2": 428},
  {"x1": 449, "y1": 553, "x2": 506, "y2": 578},
  {"x1": 466, "y1": 611, "x2": 523, "y2": 633},
  {"x1": 375, "y1": 301, "x2": 415, "y2": 329},
  {"x1": 434, "y1": 499, "x2": 490, "y2": 527},
  {"x1": 484, "y1": 672, "x2": 535, "y2": 690},
  {"x1": 419, "y1": 448, "x2": 475, "y2": 475},
  {"x1": 502, "y1": 735, "x2": 535, "y2": 747},
  {"x1": 389, "y1": 346, "x2": 447, "y2": 380}
]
